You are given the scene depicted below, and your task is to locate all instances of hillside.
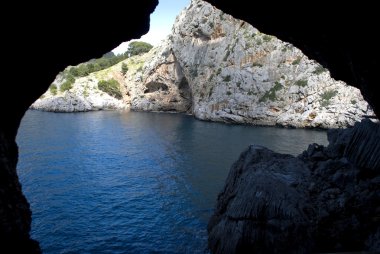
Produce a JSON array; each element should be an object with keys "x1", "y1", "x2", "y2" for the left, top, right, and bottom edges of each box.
[{"x1": 31, "y1": 0, "x2": 375, "y2": 128}]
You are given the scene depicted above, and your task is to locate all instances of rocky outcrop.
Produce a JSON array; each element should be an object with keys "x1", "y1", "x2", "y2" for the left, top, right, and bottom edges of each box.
[
  {"x1": 204, "y1": 0, "x2": 380, "y2": 119},
  {"x1": 208, "y1": 145, "x2": 312, "y2": 253},
  {"x1": 32, "y1": 0, "x2": 375, "y2": 128},
  {"x1": 124, "y1": 43, "x2": 192, "y2": 113},
  {"x1": 161, "y1": 0, "x2": 374, "y2": 128},
  {"x1": 31, "y1": 72, "x2": 126, "y2": 112},
  {"x1": 208, "y1": 119, "x2": 380, "y2": 253}
]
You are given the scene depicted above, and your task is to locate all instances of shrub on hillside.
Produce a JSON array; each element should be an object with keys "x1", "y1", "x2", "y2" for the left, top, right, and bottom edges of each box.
[
  {"x1": 60, "y1": 80, "x2": 73, "y2": 92},
  {"x1": 126, "y1": 41, "x2": 153, "y2": 56},
  {"x1": 49, "y1": 84, "x2": 57, "y2": 95},
  {"x1": 98, "y1": 79, "x2": 122, "y2": 99},
  {"x1": 121, "y1": 62, "x2": 128, "y2": 75}
]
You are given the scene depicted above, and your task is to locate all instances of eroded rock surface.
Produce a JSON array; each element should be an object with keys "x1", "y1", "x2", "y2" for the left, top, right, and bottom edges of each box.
[
  {"x1": 32, "y1": 0, "x2": 375, "y2": 128},
  {"x1": 208, "y1": 119, "x2": 380, "y2": 253}
]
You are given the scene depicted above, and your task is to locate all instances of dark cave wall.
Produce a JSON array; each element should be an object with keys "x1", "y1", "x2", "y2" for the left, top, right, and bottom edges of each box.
[
  {"x1": 0, "y1": 1, "x2": 158, "y2": 252},
  {"x1": 205, "y1": 0, "x2": 379, "y2": 118}
]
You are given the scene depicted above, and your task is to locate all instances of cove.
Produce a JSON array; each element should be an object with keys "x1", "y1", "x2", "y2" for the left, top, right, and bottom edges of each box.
[{"x1": 17, "y1": 110, "x2": 327, "y2": 253}]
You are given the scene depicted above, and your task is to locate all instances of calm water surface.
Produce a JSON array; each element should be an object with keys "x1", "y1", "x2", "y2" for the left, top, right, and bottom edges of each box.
[{"x1": 17, "y1": 110, "x2": 328, "y2": 253}]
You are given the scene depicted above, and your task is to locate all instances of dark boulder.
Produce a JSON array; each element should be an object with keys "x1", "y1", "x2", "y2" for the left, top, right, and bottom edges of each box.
[
  {"x1": 209, "y1": 120, "x2": 380, "y2": 253},
  {"x1": 208, "y1": 146, "x2": 314, "y2": 254}
]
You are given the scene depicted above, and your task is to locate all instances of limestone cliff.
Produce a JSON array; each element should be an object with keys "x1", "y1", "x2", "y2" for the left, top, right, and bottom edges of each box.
[
  {"x1": 137, "y1": 0, "x2": 374, "y2": 128},
  {"x1": 32, "y1": 0, "x2": 375, "y2": 128}
]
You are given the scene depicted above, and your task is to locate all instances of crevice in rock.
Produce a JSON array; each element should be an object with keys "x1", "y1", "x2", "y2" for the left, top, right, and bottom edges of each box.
[
  {"x1": 144, "y1": 81, "x2": 169, "y2": 93},
  {"x1": 178, "y1": 76, "x2": 193, "y2": 113}
]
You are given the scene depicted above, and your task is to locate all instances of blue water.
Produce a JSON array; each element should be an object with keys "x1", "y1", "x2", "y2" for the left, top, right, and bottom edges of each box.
[{"x1": 17, "y1": 110, "x2": 328, "y2": 253}]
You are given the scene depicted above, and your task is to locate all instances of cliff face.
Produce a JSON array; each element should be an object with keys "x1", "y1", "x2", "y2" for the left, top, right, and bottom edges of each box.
[
  {"x1": 204, "y1": 0, "x2": 380, "y2": 119},
  {"x1": 32, "y1": 0, "x2": 374, "y2": 129},
  {"x1": 166, "y1": 0, "x2": 374, "y2": 128}
]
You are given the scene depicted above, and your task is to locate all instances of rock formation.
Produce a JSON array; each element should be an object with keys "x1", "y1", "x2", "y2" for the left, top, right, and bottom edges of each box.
[
  {"x1": 32, "y1": 0, "x2": 375, "y2": 129},
  {"x1": 204, "y1": 0, "x2": 380, "y2": 119},
  {"x1": 31, "y1": 72, "x2": 126, "y2": 112},
  {"x1": 1, "y1": 0, "x2": 379, "y2": 253},
  {"x1": 208, "y1": 119, "x2": 380, "y2": 253}
]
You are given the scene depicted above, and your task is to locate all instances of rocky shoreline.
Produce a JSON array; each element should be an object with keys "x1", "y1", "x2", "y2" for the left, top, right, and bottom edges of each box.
[
  {"x1": 31, "y1": 0, "x2": 375, "y2": 129},
  {"x1": 208, "y1": 119, "x2": 380, "y2": 253}
]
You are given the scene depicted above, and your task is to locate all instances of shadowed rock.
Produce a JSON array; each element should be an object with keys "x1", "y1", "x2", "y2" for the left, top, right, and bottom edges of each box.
[
  {"x1": 208, "y1": 146, "x2": 313, "y2": 253},
  {"x1": 208, "y1": 120, "x2": 380, "y2": 253}
]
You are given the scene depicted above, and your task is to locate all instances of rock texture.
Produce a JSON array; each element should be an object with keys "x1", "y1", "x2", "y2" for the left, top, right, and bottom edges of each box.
[
  {"x1": 31, "y1": 73, "x2": 126, "y2": 112},
  {"x1": 208, "y1": 119, "x2": 380, "y2": 253},
  {"x1": 204, "y1": 0, "x2": 380, "y2": 119},
  {"x1": 163, "y1": 0, "x2": 374, "y2": 128},
  {"x1": 1, "y1": 0, "x2": 379, "y2": 253},
  {"x1": 208, "y1": 145, "x2": 312, "y2": 253},
  {"x1": 33, "y1": 0, "x2": 375, "y2": 128}
]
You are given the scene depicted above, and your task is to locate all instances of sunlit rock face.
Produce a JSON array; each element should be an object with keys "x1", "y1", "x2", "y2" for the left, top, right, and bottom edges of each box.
[
  {"x1": 33, "y1": 0, "x2": 375, "y2": 129},
  {"x1": 31, "y1": 73, "x2": 126, "y2": 112},
  {"x1": 204, "y1": 0, "x2": 380, "y2": 119},
  {"x1": 166, "y1": 0, "x2": 374, "y2": 128}
]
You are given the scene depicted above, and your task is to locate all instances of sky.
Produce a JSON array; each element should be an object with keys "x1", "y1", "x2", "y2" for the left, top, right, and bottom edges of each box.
[{"x1": 112, "y1": 0, "x2": 190, "y2": 55}]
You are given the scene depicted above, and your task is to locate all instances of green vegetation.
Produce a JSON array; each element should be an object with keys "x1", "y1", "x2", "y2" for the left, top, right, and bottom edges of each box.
[
  {"x1": 320, "y1": 89, "x2": 338, "y2": 107},
  {"x1": 126, "y1": 41, "x2": 153, "y2": 57},
  {"x1": 223, "y1": 50, "x2": 230, "y2": 61},
  {"x1": 295, "y1": 79, "x2": 308, "y2": 87},
  {"x1": 263, "y1": 35, "x2": 272, "y2": 42},
  {"x1": 49, "y1": 84, "x2": 57, "y2": 95},
  {"x1": 67, "y1": 56, "x2": 124, "y2": 78},
  {"x1": 252, "y1": 62, "x2": 263, "y2": 67},
  {"x1": 83, "y1": 85, "x2": 89, "y2": 98},
  {"x1": 313, "y1": 65, "x2": 327, "y2": 75},
  {"x1": 63, "y1": 41, "x2": 152, "y2": 81},
  {"x1": 121, "y1": 62, "x2": 128, "y2": 75},
  {"x1": 66, "y1": 74, "x2": 75, "y2": 83},
  {"x1": 259, "y1": 82, "x2": 283, "y2": 102},
  {"x1": 216, "y1": 68, "x2": 222, "y2": 76},
  {"x1": 292, "y1": 57, "x2": 302, "y2": 65},
  {"x1": 60, "y1": 80, "x2": 73, "y2": 92},
  {"x1": 98, "y1": 79, "x2": 122, "y2": 99},
  {"x1": 223, "y1": 75, "x2": 231, "y2": 82}
]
